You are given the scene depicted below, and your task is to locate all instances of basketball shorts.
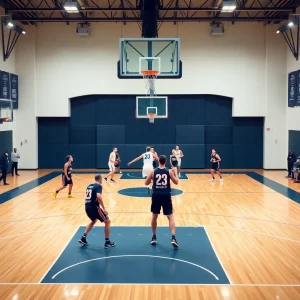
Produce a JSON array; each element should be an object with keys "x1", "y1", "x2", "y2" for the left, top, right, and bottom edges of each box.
[
  {"x1": 85, "y1": 206, "x2": 109, "y2": 222},
  {"x1": 211, "y1": 163, "x2": 220, "y2": 171},
  {"x1": 108, "y1": 162, "x2": 115, "y2": 172},
  {"x1": 143, "y1": 166, "x2": 153, "y2": 178},
  {"x1": 172, "y1": 161, "x2": 178, "y2": 168},
  {"x1": 153, "y1": 161, "x2": 157, "y2": 168},
  {"x1": 62, "y1": 174, "x2": 73, "y2": 186},
  {"x1": 151, "y1": 193, "x2": 173, "y2": 216}
]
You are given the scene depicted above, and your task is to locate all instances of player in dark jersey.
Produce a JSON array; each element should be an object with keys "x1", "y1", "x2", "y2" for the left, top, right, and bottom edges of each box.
[
  {"x1": 151, "y1": 146, "x2": 158, "y2": 169},
  {"x1": 145, "y1": 155, "x2": 179, "y2": 248},
  {"x1": 54, "y1": 155, "x2": 75, "y2": 199},
  {"x1": 78, "y1": 174, "x2": 115, "y2": 248},
  {"x1": 115, "y1": 151, "x2": 122, "y2": 174},
  {"x1": 209, "y1": 149, "x2": 223, "y2": 182},
  {"x1": 170, "y1": 149, "x2": 178, "y2": 177}
]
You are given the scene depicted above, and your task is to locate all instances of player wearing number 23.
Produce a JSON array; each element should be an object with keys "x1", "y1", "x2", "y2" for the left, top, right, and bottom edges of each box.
[{"x1": 145, "y1": 155, "x2": 179, "y2": 248}]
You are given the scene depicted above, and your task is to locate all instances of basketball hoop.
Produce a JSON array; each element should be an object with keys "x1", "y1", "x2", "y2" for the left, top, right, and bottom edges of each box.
[
  {"x1": 141, "y1": 70, "x2": 159, "y2": 95},
  {"x1": 147, "y1": 113, "x2": 156, "y2": 123}
]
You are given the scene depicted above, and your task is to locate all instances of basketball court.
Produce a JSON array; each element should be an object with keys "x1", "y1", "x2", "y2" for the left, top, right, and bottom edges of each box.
[{"x1": 1, "y1": 1, "x2": 300, "y2": 299}]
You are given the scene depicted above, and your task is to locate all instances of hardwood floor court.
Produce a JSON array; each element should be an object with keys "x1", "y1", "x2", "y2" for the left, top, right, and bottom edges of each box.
[{"x1": 0, "y1": 170, "x2": 299, "y2": 299}]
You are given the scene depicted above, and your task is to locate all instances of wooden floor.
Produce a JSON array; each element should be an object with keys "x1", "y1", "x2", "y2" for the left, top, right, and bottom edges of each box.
[{"x1": 0, "y1": 170, "x2": 300, "y2": 299}]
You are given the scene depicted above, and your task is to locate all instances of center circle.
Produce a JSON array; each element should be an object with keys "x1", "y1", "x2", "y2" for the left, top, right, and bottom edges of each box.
[{"x1": 117, "y1": 187, "x2": 183, "y2": 198}]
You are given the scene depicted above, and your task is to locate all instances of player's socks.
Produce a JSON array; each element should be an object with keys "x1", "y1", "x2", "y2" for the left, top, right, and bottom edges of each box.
[
  {"x1": 171, "y1": 235, "x2": 179, "y2": 248},
  {"x1": 110, "y1": 179, "x2": 116, "y2": 183},
  {"x1": 104, "y1": 177, "x2": 108, "y2": 182},
  {"x1": 151, "y1": 234, "x2": 157, "y2": 245}
]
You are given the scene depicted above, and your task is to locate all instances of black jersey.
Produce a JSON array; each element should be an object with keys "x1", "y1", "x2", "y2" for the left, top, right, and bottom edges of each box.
[
  {"x1": 85, "y1": 183, "x2": 102, "y2": 207},
  {"x1": 152, "y1": 168, "x2": 171, "y2": 195},
  {"x1": 171, "y1": 155, "x2": 177, "y2": 164},
  {"x1": 116, "y1": 152, "x2": 119, "y2": 160},
  {"x1": 63, "y1": 162, "x2": 72, "y2": 176},
  {"x1": 211, "y1": 154, "x2": 220, "y2": 168}
]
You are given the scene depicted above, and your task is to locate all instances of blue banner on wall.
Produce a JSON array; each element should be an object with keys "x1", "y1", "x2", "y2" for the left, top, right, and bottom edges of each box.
[
  {"x1": 10, "y1": 73, "x2": 18, "y2": 109},
  {"x1": 0, "y1": 71, "x2": 10, "y2": 100}
]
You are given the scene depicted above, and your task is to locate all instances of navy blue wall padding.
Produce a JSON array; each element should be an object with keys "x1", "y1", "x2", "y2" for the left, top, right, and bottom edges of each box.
[
  {"x1": 38, "y1": 117, "x2": 69, "y2": 144},
  {"x1": 205, "y1": 144, "x2": 233, "y2": 169},
  {"x1": 232, "y1": 144, "x2": 263, "y2": 168},
  {"x1": 289, "y1": 130, "x2": 300, "y2": 157},
  {"x1": 205, "y1": 96, "x2": 232, "y2": 125},
  {"x1": 97, "y1": 125, "x2": 125, "y2": 144},
  {"x1": 205, "y1": 126, "x2": 232, "y2": 145},
  {"x1": 125, "y1": 121, "x2": 176, "y2": 144},
  {"x1": 38, "y1": 95, "x2": 264, "y2": 169},
  {"x1": 232, "y1": 117, "x2": 264, "y2": 145},
  {"x1": 70, "y1": 126, "x2": 96, "y2": 144},
  {"x1": 176, "y1": 125, "x2": 205, "y2": 144},
  {"x1": 71, "y1": 96, "x2": 97, "y2": 126},
  {"x1": 69, "y1": 144, "x2": 96, "y2": 168},
  {"x1": 38, "y1": 144, "x2": 69, "y2": 168}
]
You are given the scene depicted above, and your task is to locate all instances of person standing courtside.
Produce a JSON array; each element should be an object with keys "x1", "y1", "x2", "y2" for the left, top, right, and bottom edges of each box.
[
  {"x1": 11, "y1": 148, "x2": 20, "y2": 176},
  {"x1": 104, "y1": 147, "x2": 117, "y2": 183},
  {"x1": 0, "y1": 152, "x2": 9, "y2": 185},
  {"x1": 54, "y1": 155, "x2": 75, "y2": 198},
  {"x1": 174, "y1": 146, "x2": 184, "y2": 178},
  {"x1": 78, "y1": 174, "x2": 115, "y2": 248},
  {"x1": 287, "y1": 149, "x2": 296, "y2": 178},
  {"x1": 145, "y1": 155, "x2": 179, "y2": 248}
]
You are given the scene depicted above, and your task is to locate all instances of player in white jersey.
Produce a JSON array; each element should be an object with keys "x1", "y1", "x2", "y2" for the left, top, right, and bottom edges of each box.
[
  {"x1": 128, "y1": 146, "x2": 159, "y2": 193},
  {"x1": 174, "y1": 145, "x2": 184, "y2": 178},
  {"x1": 104, "y1": 147, "x2": 117, "y2": 183}
]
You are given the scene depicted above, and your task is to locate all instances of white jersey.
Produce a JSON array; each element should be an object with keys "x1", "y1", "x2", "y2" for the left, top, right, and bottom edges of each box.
[
  {"x1": 143, "y1": 152, "x2": 154, "y2": 167},
  {"x1": 175, "y1": 150, "x2": 181, "y2": 161},
  {"x1": 109, "y1": 152, "x2": 116, "y2": 163}
]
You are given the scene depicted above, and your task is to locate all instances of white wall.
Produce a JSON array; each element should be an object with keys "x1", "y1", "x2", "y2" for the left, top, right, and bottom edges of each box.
[
  {"x1": 35, "y1": 22, "x2": 266, "y2": 117},
  {"x1": 264, "y1": 26, "x2": 287, "y2": 169},
  {"x1": 14, "y1": 21, "x2": 288, "y2": 169}
]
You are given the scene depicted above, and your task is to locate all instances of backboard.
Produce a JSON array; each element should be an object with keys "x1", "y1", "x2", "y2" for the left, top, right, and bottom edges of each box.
[
  {"x1": 136, "y1": 96, "x2": 168, "y2": 118},
  {"x1": 0, "y1": 99, "x2": 13, "y2": 123},
  {"x1": 118, "y1": 38, "x2": 182, "y2": 79}
]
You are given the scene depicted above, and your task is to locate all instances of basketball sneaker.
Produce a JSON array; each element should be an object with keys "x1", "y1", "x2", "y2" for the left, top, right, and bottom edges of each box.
[
  {"x1": 78, "y1": 236, "x2": 88, "y2": 245},
  {"x1": 171, "y1": 237, "x2": 179, "y2": 248},
  {"x1": 104, "y1": 177, "x2": 108, "y2": 182},
  {"x1": 110, "y1": 179, "x2": 116, "y2": 183},
  {"x1": 104, "y1": 240, "x2": 116, "y2": 249},
  {"x1": 53, "y1": 191, "x2": 58, "y2": 199},
  {"x1": 220, "y1": 178, "x2": 223, "y2": 182},
  {"x1": 68, "y1": 194, "x2": 75, "y2": 198},
  {"x1": 151, "y1": 235, "x2": 157, "y2": 245},
  {"x1": 209, "y1": 178, "x2": 215, "y2": 182}
]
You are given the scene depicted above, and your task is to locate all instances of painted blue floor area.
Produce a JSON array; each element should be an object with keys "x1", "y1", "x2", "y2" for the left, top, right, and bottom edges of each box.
[
  {"x1": 118, "y1": 187, "x2": 183, "y2": 198},
  {"x1": 0, "y1": 172, "x2": 60, "y2": 204},
  {"x1": 41, "y1": 226, "x2": 229, "y2": 284},
  {"x1": 120, "y1": 172, "x2": 189, "y2": 180},
  {"x1": 246, "y1": 172, "x2": 300, "y2": 204}
]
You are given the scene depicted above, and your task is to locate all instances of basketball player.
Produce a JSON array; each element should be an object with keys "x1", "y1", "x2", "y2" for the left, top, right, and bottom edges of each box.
[
  {"x1": 54, "y1": 155, "x2": 75, "y2": 198},
  {"x1": 151, "y1": 146, "x2": 158, "y2": 169},
  {"x1": 145, "y1": 155, "x2": 179, "y2": 248},
  {"x1": 210, "y1": 149, "x2": 223, "y2": 182},
  {"x1": 170, "y1": 149, "x2": 178, "y2": 177},
  {"x1": 174, "y1": 146, "x2": 184, "y2": 177},
  {"x1": 104, "y1": 147, "x2": 117, "y2": 183},
  {"x1": 128, "y1": 146, "x2": 158, "y2": 193},
  {"x1": 115, "y1": 151, "x2": 122, "y2": 174},
  {"x1": 78, "y1": 174, "x2": 115, "y2": 248}
]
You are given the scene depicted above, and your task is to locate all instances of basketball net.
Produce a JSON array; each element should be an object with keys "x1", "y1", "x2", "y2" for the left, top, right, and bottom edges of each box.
[{"x1": 141, "y1": 70, "x2": 159, "y2": 123}]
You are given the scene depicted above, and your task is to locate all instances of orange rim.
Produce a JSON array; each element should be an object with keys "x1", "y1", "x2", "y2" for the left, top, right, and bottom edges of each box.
[
  {"x1": 141, "y1": 70, "x2": 159, "y2": 76},
  {"x1": 147, "y1": 113, "x2": 156, "y2": 119}
]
